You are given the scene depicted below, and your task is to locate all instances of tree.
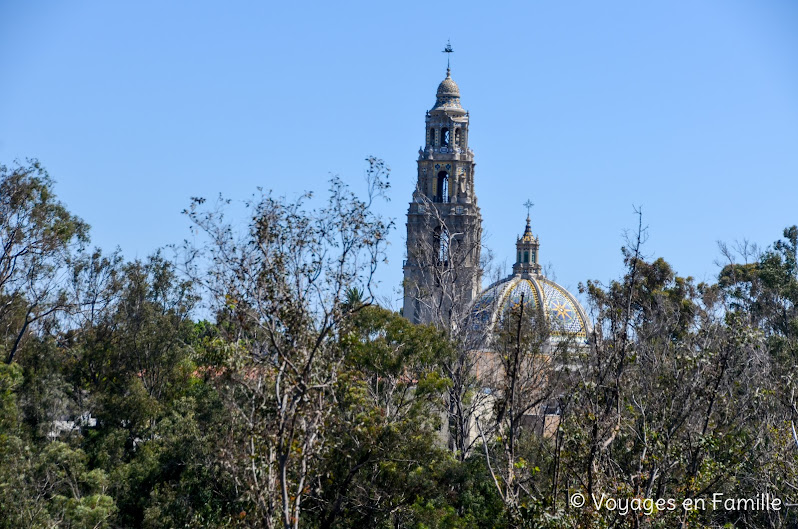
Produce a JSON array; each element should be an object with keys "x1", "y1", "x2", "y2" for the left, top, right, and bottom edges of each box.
[
  {"x1": 404, "y1": 190, "x2": 497, "y2": 461},
  {"x1": 0, "y1": 160, "x2": 89, "y2": 364},
  {"x1": 717, "y1": 227, "x2": 798, "y2": 528},
  {"x1": 307, "y1": 305, "x2": 452, "y2": 528},
  {"x1": 183, "y1": 157, "x2": 392, "y2": 529},
  {"x1": 473, "y1": 295, "x2": 570, "y2": 528},
  {"x1": 540, "y1": 218, "x2": 783, "y2": 528}
]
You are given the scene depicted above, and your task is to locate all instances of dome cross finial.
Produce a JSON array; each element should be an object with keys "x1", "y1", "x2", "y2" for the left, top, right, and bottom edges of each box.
[
  {"x1": 524, "y1": 199, "x2": 534, "y2": 221},
  {"x1": 442, "y1": 40, "x2": 454, "y2": 71}
]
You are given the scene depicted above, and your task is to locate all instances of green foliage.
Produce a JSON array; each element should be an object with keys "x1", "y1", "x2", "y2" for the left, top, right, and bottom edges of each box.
[
  {"x1": 4, "y1": 160, "x2": 798, "y2": 528},
  {"x1": 0, "y1": 160, "x2": 89, "y2": 364},
  {"x1": 0, "y1": 362, "x2": 22, "y2": 431},
  {"x1": 305, "y1": 307, "x2": 454, "y2": 528}
]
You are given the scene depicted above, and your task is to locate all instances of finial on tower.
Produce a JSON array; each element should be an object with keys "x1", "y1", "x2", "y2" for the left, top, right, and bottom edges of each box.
[
  {"x1": 514, "y1": 200, "x2": 541, "y2": 275},
  {"x1": 523, "y1": 199, "x2": 534, "y2": 222},
  {"x1": 442, "y1": 40, "x2": 454, "y2": 71}
]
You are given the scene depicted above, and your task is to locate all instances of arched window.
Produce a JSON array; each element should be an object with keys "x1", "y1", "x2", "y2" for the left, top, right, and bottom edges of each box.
[
  {"x1": 524, "y1": 251, "x2": 529, "y2": 263},
  {"x1": 531, "y1": 251, "x2": 536, "y2": 263},
  {"x1": 454, "y1": 128, "x2": 461, "y2": 147},
  {"x1": 436, "y1": 171, "x2": 449, "y2": 203},
  {"x1": 434, "y1": 226, "x2": 449, "y2": 265},
  {"x1": 517, "y1": 251, "x2": 522, "y2": 263},
  {"x1": 429, "y1": 128, "x2": 436, "y2": 146},
  {"x1": 441, "y1": 127, "x2": 450, "y2": 146}
]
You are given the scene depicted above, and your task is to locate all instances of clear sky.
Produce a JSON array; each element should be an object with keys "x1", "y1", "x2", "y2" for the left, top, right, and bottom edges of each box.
[{"x1": 2, "y1": 1, "x2": 798, "y2": 309}]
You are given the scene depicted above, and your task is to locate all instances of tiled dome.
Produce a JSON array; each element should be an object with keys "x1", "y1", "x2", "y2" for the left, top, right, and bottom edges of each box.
[
  {"x1": 471, "y1": 275, "x2": 589, "y2": 340},
  {"x1": 436, "y1": 70, "x2": 460, "y2": 98},
  {"x1": 432, "y1": 69, "x2": 462, "y2": 110}
]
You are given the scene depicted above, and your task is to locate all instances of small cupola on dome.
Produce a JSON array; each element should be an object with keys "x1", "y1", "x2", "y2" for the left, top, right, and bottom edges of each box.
[
  {"x1": 513, "y1": 215, "x2": 541, "y2": 276},
  {"x1": 432, "y1": 68, "x2": 463, "y2": 111},
  {"x1": 470, "y1": 205, "x2": 590, "y2": 342}
]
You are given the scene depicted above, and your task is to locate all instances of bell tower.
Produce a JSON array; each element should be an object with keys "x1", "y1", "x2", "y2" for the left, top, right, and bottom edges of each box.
[{"x1": 403, "y1": 66, "x2": 482, "y2": 326}]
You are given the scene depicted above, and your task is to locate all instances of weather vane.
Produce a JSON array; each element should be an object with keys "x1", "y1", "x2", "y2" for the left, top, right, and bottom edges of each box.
[
  {"x1": 524, "y1": 199, "x2": 534, "y2": 218},
  {"x1": 442, "y1": 40, "x2": 454, "y2": 69}
]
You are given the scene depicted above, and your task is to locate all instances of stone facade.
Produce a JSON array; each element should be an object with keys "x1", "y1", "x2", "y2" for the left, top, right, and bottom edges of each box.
[{"x1": 402, "y1": 68, "x2": 483, "y2": 325}]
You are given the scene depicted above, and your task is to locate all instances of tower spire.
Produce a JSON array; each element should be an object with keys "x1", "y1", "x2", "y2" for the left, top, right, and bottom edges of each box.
[
  {"x1": 524, "y1": 199, "x2": 534, "y2": 222},
  {"x1": 403, "y1": 58, "x2": 481, "y2": 324},
  {"x1": 442, "y1": 40, "x2": 453, "y2": 71}
]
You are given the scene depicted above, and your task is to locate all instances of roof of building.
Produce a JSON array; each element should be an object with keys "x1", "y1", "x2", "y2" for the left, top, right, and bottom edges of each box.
[
  {"x1": 471, "y1": 216, "x2": 590, "y2": 342},
  {"x1": 520, "y1": 216, "x2": 536, "y2": 243},
  {"x1": 432, "y1": 68, "x2": 463, "y2": 111},
  {"x1": 472, "y1": 274, "x2": 589, "y2": 340}
]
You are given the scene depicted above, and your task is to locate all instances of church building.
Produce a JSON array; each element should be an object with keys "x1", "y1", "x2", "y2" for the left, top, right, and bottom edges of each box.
[{"x1": 403, "y1": 66, "x2": 589, "y2": 342}]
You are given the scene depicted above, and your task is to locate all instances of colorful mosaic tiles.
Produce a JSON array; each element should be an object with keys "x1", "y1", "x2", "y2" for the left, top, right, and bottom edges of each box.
[
  {"x1": 540, "y1": 279, "x2": 585, "y2": 335},
  {"x1": 503, "y1": 279, "x2": 540, "y2": 312},
  {"x1": 471, "y1": 275, "x2": 587, "y2": 338}
]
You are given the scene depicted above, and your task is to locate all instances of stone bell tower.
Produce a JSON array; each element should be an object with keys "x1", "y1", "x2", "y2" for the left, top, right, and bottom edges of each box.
[{"x1": 403, "y1": 67, "x2": 482, "y2": 326}]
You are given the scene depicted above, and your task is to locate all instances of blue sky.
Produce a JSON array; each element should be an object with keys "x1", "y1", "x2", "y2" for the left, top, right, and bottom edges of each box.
[{"x1": 2, "y1": 1, "x2": 797, "y2": 309}]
